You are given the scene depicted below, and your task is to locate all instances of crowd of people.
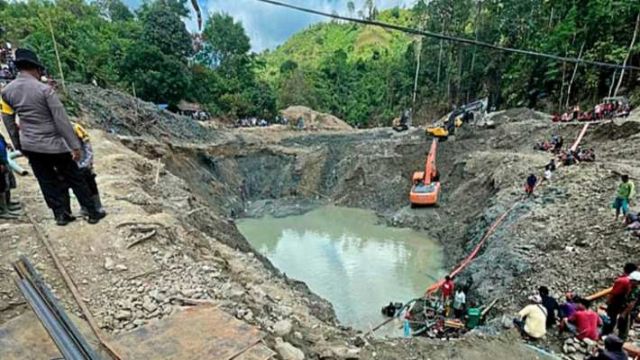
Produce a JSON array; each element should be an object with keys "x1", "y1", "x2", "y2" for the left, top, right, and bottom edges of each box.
[
  {"x1": 0, "y1": 42, "x2": 17, "y2": 84},
  {"x1": 552, "y1": 100, "x2": 631, "y2": 123},
  {"x1": 1, "y1": 48, "x2": 106, "y2": 225},
  {"x1": 235, "y1": 115, "x2": 295, "y2": 128},
  {"x1": 512, "y1": 262, "x2": 640, "y2": 359},
  {"x1": 387, "y1": 275, "x2": 487, "y2": 338}
]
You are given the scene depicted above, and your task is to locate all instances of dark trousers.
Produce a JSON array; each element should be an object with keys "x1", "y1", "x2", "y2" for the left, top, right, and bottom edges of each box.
[
  {"x1": 79, "y1": 168, "x2": 99, "y2": 196},
  {"x1": 603, "y1": 305, "x2": 621, "y2": 335},
  {"x1": 23, "y1": 151, "x2": 96, "y2": 217}
]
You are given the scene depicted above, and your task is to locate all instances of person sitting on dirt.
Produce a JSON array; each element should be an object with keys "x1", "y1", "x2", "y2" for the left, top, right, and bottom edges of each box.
[
  {"x1": 603, "y1": 263, "x2": 638, "y2": 335},
  {"x1": 613, "y1": 175, "x2": 635, "y2": 222},
  {"x1": 545, "y1": 159, "x2": 557, "y2": 172},
  {"x1": 552, "y1": 113, "x2": 561, "y2": 122},
  {"x1": 572, "y1": 105, "x2": 581, "y2": 121},
  {"x1": 624, "y1": 212, "x2": 639, "y2": 227},
  {"x1": 577, "y1": 148, "x2": 596, "y2": 162},
  {"x1": 514, "y1": 295, "x2": 547, "y2": 339},
  {"x1": 465, "y1": 300, "x2": 481, "y2": 330},
  {"x1": 453, "y1": 288, "x2": 466, "y2": 319},
  {"x1": 564, "y1": 151, "x2": 577, "y2": 166},
  {"x1": 586, "y1": 335, "x2": 628, "y2": 360},
  {"x1": 595, "y1": 104, "x2": 604, "y2": 120},
  {"x1": 558, "y1": 292, "x2": 580, "y2": 331},
  {"x1": 553, "y1": 136, "x2": 564, "y2": 153},
  {"x1": 559, "y1": 292, "x2": 579, "y2": 318},
  {"x1": 539, "y1": 286, "x2": 559, "y2": 329},
  {"x1": 525, "y1": 173, "x2": 537, "y2": 198},
  {"x1": 534, "y1": 141, "x2": 553, "y2": 151},
  {"x1": 565, "y1": 298, "x2": 602, "y2": 341}
]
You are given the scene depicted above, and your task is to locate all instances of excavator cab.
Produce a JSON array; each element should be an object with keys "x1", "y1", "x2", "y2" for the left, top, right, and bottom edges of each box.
[{"x1": 426, "y1": 127, "x2": 449, "y2": 139}]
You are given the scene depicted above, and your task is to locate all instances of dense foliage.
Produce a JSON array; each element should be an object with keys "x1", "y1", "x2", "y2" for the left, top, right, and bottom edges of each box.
[
  {"x1": 262, "y1": 1, "x2": 640, "y2": 125},
  {"x1": 0, "y1": 0, "x2": 275, "y2": 117},
  {"x1": 1, "y1": 0, "x2": 639, "y2": 125}
]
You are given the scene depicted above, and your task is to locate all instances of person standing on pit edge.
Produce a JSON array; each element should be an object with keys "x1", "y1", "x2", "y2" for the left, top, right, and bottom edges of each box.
[
  {"x1": 613, "y1": 175, "x2": 635, "y2": 222},
  {"x1": 1, "y1": 48, "x2": 105, "y2": 225}
]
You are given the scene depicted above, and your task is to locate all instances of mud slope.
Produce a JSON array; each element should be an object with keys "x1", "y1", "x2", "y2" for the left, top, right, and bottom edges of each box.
[{"x1": 75, "y1": 84, "x2": 640, "y2": 315}]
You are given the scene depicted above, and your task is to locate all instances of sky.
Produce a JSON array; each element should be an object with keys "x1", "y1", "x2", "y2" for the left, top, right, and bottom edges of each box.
[{"x1": 202, "y1": 0, "x2": 410, "y2": 52}]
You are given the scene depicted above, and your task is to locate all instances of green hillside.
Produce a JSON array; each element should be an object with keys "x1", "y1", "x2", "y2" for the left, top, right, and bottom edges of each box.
[
  {"x1": 259, "y1": 1, "x2": 640, "y2": 127},
  {"x1": 258, "y1": 8, "x2": 418, "y2": 125},
  {"x1": 261, "y1": 9, "x2": 414, "y2": 80}
]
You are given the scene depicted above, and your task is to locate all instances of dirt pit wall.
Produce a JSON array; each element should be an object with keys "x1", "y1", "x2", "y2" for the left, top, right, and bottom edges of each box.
[{"x1": 67, "y1": 83, "x2": 640, "y2": 357}]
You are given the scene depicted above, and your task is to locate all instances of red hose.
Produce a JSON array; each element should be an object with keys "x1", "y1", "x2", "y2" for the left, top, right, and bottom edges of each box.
[{"x1": 425, "y1": 122, "x2": 592, "y2": 296}]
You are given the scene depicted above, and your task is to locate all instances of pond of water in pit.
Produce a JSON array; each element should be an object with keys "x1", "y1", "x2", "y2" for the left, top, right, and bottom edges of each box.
[{"x1": 236, "y1": 206, "x2": 445, "y2": 332}]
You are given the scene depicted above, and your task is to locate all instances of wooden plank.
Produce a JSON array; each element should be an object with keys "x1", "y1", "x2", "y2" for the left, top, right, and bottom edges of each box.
[
  {"x1": 112, "y1": 305, "x2": 265, "y2": 360},
  {"x1": 0, "y1": 311, "x2": 107, "y2": 360}
]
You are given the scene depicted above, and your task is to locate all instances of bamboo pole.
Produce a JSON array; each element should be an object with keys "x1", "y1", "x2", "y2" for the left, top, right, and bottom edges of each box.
[{"x1": 47, "y1": 19, "x2": 67, "y2": 94}]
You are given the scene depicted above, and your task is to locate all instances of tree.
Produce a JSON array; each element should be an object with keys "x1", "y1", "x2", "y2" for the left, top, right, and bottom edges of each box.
[
  {"x1": 121, "y1": 42, "x2": 191, "y2": 105},
  {"x1": 279, "y1": 59, "x2": 298, "y2": 75},
  {"x1": 141, "y1": 4, "x2": 193, "y2": 60},
  {"x1": 201, "y1": 12, "x2": 251, "y2": 69},
  {"x1": 139, "y1": 0, "x2": 189, "y2": 18},
  {"x1": 96, "y1": 0, "x2": 133, "y2": 21}
]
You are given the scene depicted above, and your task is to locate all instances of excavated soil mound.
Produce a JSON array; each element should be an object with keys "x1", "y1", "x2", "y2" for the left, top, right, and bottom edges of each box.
[
  {"x1": 281, "y1": 106, "x2": 353, "y2": 131},
  {"x1": 487, "y1": 107, "x2": 550, "y2": 123},
  {"x1": 591, "y1": 120, "x2": 640, "y2": 140}
]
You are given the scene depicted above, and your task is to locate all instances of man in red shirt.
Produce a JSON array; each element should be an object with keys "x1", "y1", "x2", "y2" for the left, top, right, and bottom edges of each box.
[
  {"x1": 603, "y1": 263, "x2": 637, "y2": 334},
  {"x1": 567, "y1": 299, "x2": 601, "y2": 341},
  {"x1": 440, "y1": 275, "x2": 455, "y2": 316},
  {"x1": 441, "y1": 275, "x2": 455, "y2": 299}
]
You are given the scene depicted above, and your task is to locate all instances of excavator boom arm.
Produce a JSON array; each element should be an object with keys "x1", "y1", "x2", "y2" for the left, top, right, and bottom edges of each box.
[{"x1": 423, "y1": 138, "x2": 438, "y2": 184}]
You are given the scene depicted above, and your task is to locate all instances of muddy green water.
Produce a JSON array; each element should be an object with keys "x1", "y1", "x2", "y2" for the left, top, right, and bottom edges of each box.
[{"x1": 236, "y1": 206, "x2": 445, "y2": 331}]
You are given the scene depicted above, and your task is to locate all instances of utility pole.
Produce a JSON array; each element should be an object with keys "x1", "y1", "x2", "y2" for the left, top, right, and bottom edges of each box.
[
  {"x1": 565, "y1": 41, "x2": 585, "y2": 108},
  {"x1": 614, "y1": 12, "x2": 640, "y2": 97}
]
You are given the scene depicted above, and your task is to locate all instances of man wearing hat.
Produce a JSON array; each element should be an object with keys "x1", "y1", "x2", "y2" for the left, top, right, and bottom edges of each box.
[
  {"x1": 514, "y1": 294, "x2": 548, "y2": 339},
  {"x1": 0, "y1": 48, "x2": 105, "y2": 225}
]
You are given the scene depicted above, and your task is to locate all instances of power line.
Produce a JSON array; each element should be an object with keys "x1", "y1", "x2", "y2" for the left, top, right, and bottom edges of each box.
[{"x1": 253, "y1": 0, "x2": 640, "y2": 71}]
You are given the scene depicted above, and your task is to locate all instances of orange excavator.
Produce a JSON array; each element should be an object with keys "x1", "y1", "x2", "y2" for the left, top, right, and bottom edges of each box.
[{"x1": 409, "y1": 138, "x2": 441, "y2": 207}]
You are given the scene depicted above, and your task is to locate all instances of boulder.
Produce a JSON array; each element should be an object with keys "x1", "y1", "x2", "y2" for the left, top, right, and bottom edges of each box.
[
  {"x1": 273, "y1": 319, "x2": 293, "y2": 336},
  {"x1": 275, "y1": 339, "x2": 305, "y2": 360}
]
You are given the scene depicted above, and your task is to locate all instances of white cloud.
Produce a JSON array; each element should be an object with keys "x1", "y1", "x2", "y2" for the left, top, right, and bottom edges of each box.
[{"x1": 205, "y1": 0, "x2": 409, "y2": 52}]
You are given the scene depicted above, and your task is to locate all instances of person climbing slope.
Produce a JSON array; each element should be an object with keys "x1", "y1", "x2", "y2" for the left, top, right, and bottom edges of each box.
[
  {"x1": 525, "y1": 173, "x2": 538, "y2": 198},
  {"x1": 613, "y1": 175, "x2": 635, "y2": 221}
]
